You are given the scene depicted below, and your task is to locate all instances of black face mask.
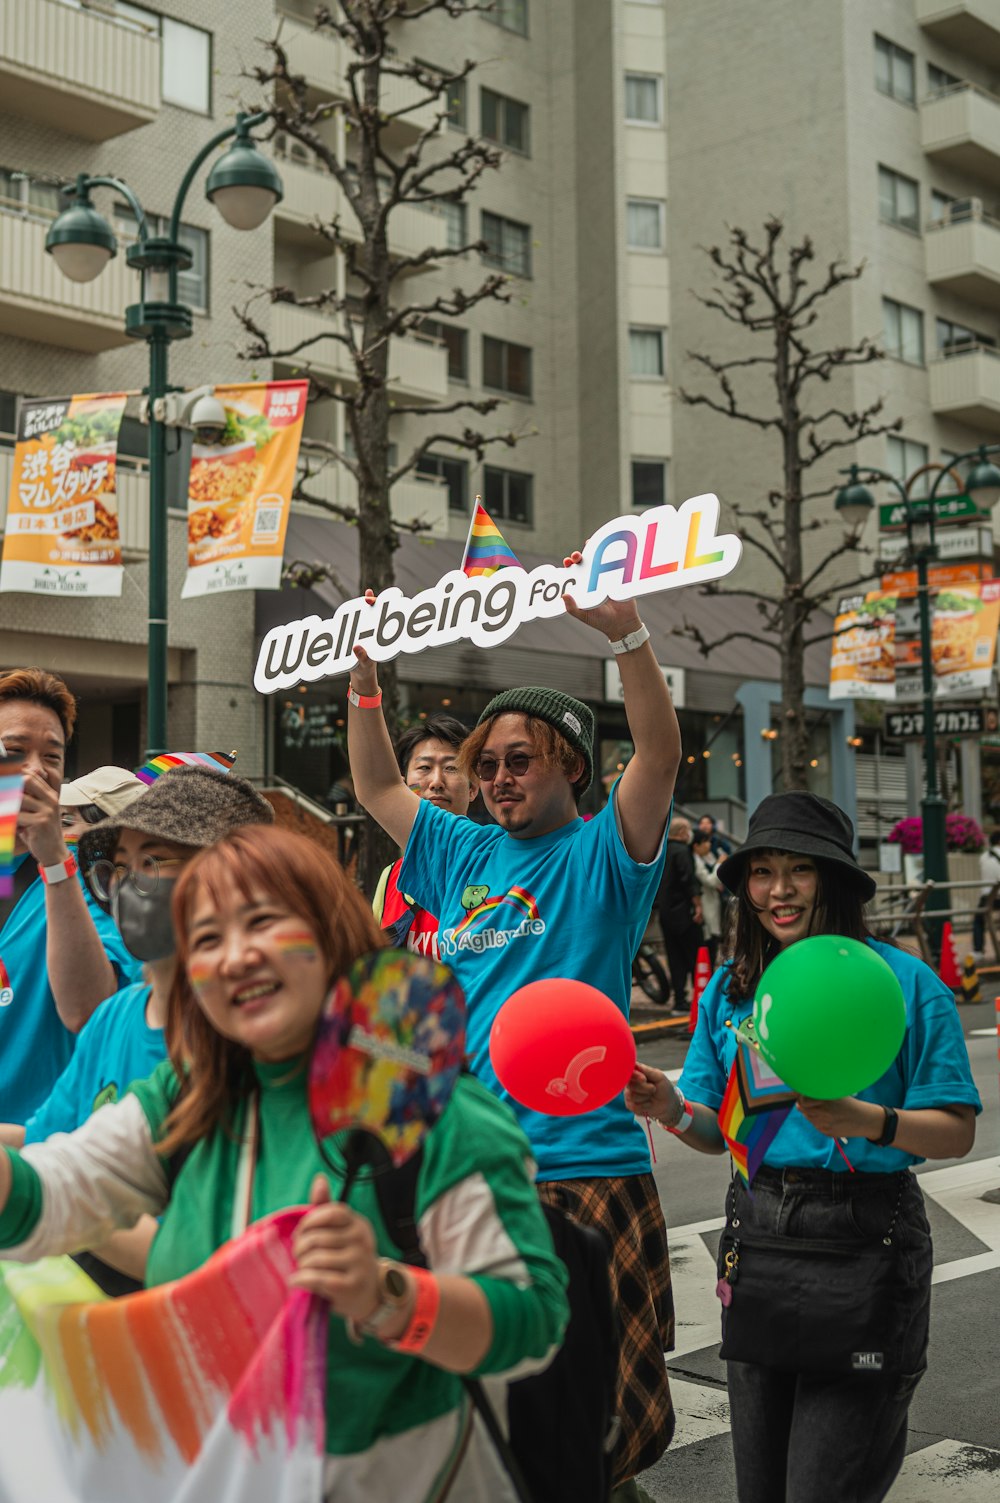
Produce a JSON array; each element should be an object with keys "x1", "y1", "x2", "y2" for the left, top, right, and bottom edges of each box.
[{"x1": 112, "y1": 880, "x2": 178, "y2": 963}]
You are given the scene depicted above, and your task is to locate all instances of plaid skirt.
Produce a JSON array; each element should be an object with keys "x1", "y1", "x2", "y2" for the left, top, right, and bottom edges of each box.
[{"x1": 538, "y1": 1174, "x2": 674, "y2": 1484}]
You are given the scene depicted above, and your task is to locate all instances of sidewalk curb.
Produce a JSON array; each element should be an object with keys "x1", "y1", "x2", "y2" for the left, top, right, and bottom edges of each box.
[{"x1": 632, "y1": 1014, "x2": 692, "y2": 1043}]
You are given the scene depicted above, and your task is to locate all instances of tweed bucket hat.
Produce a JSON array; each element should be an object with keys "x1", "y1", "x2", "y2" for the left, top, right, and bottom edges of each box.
[
  {"x1": 477, "y1": 685, "x2": 595, "y2": 793},
  {"x1": 717, "y1": 791, "x2": 876, "y2": 901},
  {"x1": 78, "y1": 764, "x2": 274, "y2": 874}
]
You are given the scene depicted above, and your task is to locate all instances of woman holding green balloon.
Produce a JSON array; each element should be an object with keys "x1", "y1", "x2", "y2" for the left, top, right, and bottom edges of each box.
[{"x1": 626, "y1": 792, "x2": 981, "y2": 1503}]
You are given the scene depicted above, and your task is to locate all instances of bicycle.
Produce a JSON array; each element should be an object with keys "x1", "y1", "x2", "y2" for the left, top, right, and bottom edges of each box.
[{"x1": 632, "y1": 940, "x2": 671, "y2": 1006}]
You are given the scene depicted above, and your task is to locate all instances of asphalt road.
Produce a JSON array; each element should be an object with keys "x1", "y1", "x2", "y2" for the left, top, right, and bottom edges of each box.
[{"x1": 634, "y1": 997, "x2": 1000, "y2": 1501}]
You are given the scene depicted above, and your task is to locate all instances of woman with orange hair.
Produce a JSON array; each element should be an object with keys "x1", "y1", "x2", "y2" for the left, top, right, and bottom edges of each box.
[{"x1": 0, "y1": 825, "x2": 567, "y2": 1501}]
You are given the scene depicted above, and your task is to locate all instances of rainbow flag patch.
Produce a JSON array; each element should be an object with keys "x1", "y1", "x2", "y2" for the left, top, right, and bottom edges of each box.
[{"x1": 135, "y1": 750, "x2": 237, "y2": 785}]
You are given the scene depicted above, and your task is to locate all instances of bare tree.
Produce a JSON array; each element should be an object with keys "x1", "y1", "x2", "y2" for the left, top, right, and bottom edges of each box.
[
  {"x1": 675, "y1": 218, "x2": 900, "y2": 790},
  {"x1": 241, "y1": 0, "x2": 526, "y2": 882}
]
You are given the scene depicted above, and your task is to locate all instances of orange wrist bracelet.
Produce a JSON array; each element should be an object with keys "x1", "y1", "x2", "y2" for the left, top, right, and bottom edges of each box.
[{"x1": 389, "y1": 1268, "x2": 441, "y2": 1354}]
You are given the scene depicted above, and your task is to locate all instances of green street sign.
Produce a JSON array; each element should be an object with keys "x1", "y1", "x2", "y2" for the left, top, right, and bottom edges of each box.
[{"x1": 878, "y1": 494, "x2": 987, "y2": 531}]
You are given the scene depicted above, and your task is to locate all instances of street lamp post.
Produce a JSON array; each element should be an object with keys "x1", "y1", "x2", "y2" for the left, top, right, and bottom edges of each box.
[
  {"x1": 44, "y1": 113, "x2": 283, "y2": 757},
  {"x1": 835, "y1": 447, "x2": 1000, "y2": 927}
]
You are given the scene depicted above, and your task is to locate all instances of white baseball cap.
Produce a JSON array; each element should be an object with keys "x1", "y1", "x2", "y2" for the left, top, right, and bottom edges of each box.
[{"x1": 60, "y1": 766, "x2": 145, "y2": 820}]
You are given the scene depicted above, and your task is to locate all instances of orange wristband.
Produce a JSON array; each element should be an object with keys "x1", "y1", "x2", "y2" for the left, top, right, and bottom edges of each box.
[
  {"x1": 390, "y1": 1268, "x2": 440, "y2": 1354},
  {"x1": 348, "y1": 686, "x2": 383, "y2": 709}
]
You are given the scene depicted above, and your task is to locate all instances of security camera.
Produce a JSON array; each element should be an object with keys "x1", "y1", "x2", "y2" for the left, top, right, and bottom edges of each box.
[{"x1": 189, "y1": 393, "x2": 227, "y2": 445}]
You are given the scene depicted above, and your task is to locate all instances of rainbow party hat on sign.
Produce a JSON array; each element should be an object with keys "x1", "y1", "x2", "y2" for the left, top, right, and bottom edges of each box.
[
  {"x1": 460, "y1": 497, "x2": 523, "y2": 578},
  {"x1": 135, "y1": 750, "x2": 238, "y2": 785},
  {"x1": 0, "y1": 756, "x2": 25, "y2": 897}
]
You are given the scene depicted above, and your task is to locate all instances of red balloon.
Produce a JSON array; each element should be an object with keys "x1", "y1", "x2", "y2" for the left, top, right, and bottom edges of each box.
[{"x1": 489, "y1": 979, "x2": 637, "y2": 1117}]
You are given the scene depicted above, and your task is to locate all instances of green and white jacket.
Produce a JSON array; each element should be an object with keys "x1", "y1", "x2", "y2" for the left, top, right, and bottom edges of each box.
[{"x1": 0, "y1": 1059, "x2": 568, "y2": 1503}]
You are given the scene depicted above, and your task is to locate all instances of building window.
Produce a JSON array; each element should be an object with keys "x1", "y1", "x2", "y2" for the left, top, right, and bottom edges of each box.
[
  {"x1": 930, "y1": 188, "x2": 955, "y2": 222},
  {"x1": 874, "y1": 36, "x2": 915, "y2": 104},
  {"x1": 629, "y1": 326, "x2": 666, "y2": 378},
  {"x1": 0, "y1": 167, "x2": 63, "y2": 220},
  {"x1": 417, "y1": 61, "x2": 467, "y2": 130},
  {"x1": 883, "y1": 298, "x2": 924, "y2": 364},
  {"x1": 626, "y1": 198, "x2": 665, "y2": 250},
  {"x1": 419, "y1": 319, "x2": 468, "y2": 382},
  {"x1": 928, "y1": 62, "x2": 961, "y2": 96},
  {"x1": 484, "y1": 464, "x2": 533, "y2": 524},
  {"x1": 625, "y1": 73, "x2": 662, "y2": 124},
  {"x1": 434, "y1": 200, "x2": 467, "y2": 251},
  {"x1": 417, "y1": 451, "x2": 469, "y2": 512},
  {"x1": 878, "y1": 165, "x2": 919, "y2": 231},
  {"x1": 480, "y1": 88, "x2": 530, "y2": 154},
  {"x1": 115, "y1": 206, "x2": 210, "y2": 312},
  {"x1": 483, "y1": 0, "x2": 528, "y2": 36},
  {"x1": 631, "y1": 459, "x2": 668, "y2": 509},
  {"x1": 113, "y1": 3, "x2": 212, "y2": 114},
  {"x1": 888, "y1": 435, "x2": 929, "y2": 496},
  {"x1": 483, "y1": 335, "x2": 532, "y2": 397},
  {"x1": 936, "y1": 316, "x2": 996, "y2": 354},
  {"x1": 481, "y1": 210, "x2": 532, "y2": 277}
]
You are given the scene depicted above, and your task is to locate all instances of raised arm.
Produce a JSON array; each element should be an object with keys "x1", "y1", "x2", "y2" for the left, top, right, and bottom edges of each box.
[
  {"x1": 563, "y1": 591, "x2": 680, "y2": 863},
  {"x1": 346, "y1": 645, "x2": 421, "y2": 851}
]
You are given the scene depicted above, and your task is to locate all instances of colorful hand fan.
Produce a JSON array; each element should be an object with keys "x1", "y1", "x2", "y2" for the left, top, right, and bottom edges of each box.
[
  {"x1": 309, "y1": 948, "x2": 466, "y2": 1195},
  {"x1": 0, "y1": 755, "x2": 26, "y2": 898},
  {"x1": 134, "y1": 750, "x2": 237, "y2": 785}
]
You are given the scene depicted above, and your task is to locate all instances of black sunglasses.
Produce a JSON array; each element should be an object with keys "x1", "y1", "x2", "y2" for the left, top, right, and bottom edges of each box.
[{"x1": 474, "y1": 752, "x2": 539, "y2": 782}]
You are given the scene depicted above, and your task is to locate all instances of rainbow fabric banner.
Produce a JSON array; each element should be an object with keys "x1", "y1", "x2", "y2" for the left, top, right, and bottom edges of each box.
[
  {"x1": 135, "y1": 750, "x2": 237, "y2": 785},
  {"x1": 0, "y1": 1209, "x2": 325, "y2": 1503},
  {"x1": 0, "y1": 757, "x2": 26, "y2": 898},
  {"x1": 717, "y1": 1032, "x2": 797, "y2": 1185},
  {"x1": 460, "y1": 499, "x2": 523, "y2": 577}
]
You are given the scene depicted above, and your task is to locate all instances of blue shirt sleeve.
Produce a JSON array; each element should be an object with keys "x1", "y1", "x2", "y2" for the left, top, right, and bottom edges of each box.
[
  {"x1": 22, "y1": 1002, "x2": 104, "y2": 1143},
  {"x1": 576, "y1": 781, "x2": 667, "y2": 920},
  {"x1": 895, "y1": 956, "x2": 983, "y2": 1114}
]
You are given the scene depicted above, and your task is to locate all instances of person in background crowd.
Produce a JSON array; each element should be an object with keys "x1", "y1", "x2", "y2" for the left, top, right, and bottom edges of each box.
[
  {"x1": 347, "y1": 582, "x2": 680, "y2": 1499},
  {"x1": 973, "y1": 827, "x2": 1000, "y2": 959},
  {"x1": 58, "y1": 765, "x2": 145, "y2": 843},
  {"x1": 658, "y1": 816, "x2": 703, "y2": 1007},
  {"x1": 0, "y1": 766, "x2": 274, "y2": 1293},
  {"x1": 698, "y1": 812, "x2": 733, "y2": 858},
  {"x1": 0, "y1": 669, "x2": 143, "y2": 1124},
  {"x1": 0, "y1": 825, "x2": 569, "y2": 1503},
  {"x1": 628, "y1": 792, "x2": 980, "y2": 1503},
  {"x1": 692, "y1": 826, "x2": 724, "y2": 970},
  {"x1": 372, "y1": 714, "x2": 477, "y2": 957}
]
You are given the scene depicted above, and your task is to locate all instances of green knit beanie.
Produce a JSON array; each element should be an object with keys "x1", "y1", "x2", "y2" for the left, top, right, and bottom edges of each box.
[{"x1": 477, "y1": 686, "x2": 594, "y2": 793}]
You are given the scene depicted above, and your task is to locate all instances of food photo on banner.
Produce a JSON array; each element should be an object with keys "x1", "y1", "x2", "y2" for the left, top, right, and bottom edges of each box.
[
  {"x1": 0, "y1": 393, "x2": 128, "y2": 598},
  {"x1": 829, "y1": 580, "x2": 1000, "y2": 701},
  {"x1": 181, "y1": 380, "x2": 308, "y2": 600},
  {"x1": 827, "y1": 591, "x2": 897, "y2": 701}
]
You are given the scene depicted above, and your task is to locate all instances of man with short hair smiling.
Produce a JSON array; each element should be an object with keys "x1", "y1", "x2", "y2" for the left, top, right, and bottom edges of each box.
[
  {"x1": 348, "y1": 589, "x2": 681, "y2": 1493},
  {"x1": 0, "y1": 669, "x2": 142, "y2": 1124}
]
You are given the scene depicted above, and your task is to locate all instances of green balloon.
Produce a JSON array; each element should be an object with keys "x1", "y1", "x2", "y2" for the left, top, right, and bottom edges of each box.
[{"x1": 752, "y1": 936, "x2": 906, "y2": 1099}]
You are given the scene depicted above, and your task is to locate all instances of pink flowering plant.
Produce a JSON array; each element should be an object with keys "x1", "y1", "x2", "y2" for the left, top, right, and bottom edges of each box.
[{"x1": 887, "y1": 814, "x2": 985, "y2": 854}]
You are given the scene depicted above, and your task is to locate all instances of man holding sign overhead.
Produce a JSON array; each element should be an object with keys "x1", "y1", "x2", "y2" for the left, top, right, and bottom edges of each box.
[{"x1": 348, "y1": 583, "x2": 680, "y2": 1490}]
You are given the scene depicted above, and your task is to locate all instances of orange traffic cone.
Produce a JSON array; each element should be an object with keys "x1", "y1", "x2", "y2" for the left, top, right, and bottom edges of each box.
[
  {"x1": 938, "y1": 921, "x2": 962, "y2": 992},
  {"x1": 689, "y1": 946, "x2": 711, "y2": 1034}
]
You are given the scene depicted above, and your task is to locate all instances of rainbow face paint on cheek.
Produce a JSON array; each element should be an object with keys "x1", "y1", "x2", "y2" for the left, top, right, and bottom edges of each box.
[
  {"x1": 275, "y1": 930, "x2": 319, "y2": 960},
  {"x1": 187, "y1": 958, "x2": 215, "y2": 992}
]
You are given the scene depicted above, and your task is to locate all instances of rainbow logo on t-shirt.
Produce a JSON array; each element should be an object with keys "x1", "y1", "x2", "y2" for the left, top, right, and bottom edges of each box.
[{"x1": 452, "y1": 885, "x2": 539, "y2": 936}]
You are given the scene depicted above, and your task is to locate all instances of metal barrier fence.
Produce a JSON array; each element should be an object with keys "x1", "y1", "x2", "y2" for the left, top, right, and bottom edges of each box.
[{"x1": 867, "y1": 877, "x2": 1000, "y2": 968}]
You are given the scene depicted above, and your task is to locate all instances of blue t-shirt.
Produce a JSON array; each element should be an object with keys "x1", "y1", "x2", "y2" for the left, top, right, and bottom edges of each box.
[
  {"x1": 0, "y1": 855, "x2": 143, "y2": 1125},
  {"x1": 679, "y1": 939, "x2": 983, "y2": 1173},
  {"x1": 23, "y1": 983, "x2": 162, "y2": 1145},
  {"x1": 399, "y1": 784, "x2": 666, "y2": 1180}
]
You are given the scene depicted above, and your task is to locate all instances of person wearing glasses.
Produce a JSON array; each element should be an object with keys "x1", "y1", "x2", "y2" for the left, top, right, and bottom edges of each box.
[
  {"x1": 0, "y1": 670, "x2": 146, "y2": 1125},
  {"x1": 0, "y1": 765, "x2": 273, "y2": 1292},
  {"x1": 347, "y1": 588, "x2": 681, "y2": 1497}
]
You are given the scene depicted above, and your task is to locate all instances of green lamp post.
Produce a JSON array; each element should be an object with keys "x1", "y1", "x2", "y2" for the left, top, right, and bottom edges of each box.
[
  {"x1": 835, "y1": 446, "x2": 1000, "y2": 929},
  {"x1": 45, "y1": 113, "x2": 283, "y2": 758}
]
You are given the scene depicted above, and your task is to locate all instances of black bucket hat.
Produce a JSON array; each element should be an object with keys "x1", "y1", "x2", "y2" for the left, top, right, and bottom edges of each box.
[{"x1": 717, "y1": 792, "x2": 876, "y2": 901}]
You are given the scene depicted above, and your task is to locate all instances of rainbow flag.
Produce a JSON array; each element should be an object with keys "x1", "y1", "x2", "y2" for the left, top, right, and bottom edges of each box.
[
  {"x1": 0, "y1": 1210, "x2": 324, "y2": 1502},
  {"x1": 0, "y1": 757, "x2": 26, "y2": 898},
  {"x1": 717, "y1": 1029, "x2": 797, "y2": 1185},
  {"x1": 460, "y1": 498, "x2": 523, "y2": 577},
  {"x1": 135, "y1": 750, "x2": 237, "y2": 785}
]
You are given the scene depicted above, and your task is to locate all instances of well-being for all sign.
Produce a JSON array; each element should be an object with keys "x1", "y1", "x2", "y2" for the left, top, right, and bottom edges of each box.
[
  {"x1": 0, "y1": 393, "x2": 128, "y2": 598},
  {"x1": 254, "y1": 493, "x2": 743, "y2": 694}
]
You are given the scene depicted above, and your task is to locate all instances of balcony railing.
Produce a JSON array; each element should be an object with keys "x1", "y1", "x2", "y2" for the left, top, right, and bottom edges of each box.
[
  {"x1": 921, "y1": 80, "x2": 1000, "y2": 181},
  {"x1": 0, "y1": 0, "x2": 159, "y2": 140},
  {"x1": 917, "y1": 1, "x2": 1000, "y2": 69},
  {"x1": 929, "y1": 342, "x2": 1000, "y2": 434},
  {"x1": 0, "y1": 210, "x2": 132, "y2": 352},
  {"x1": 272, "y1": 303, "x2": 449, "y2": 401},
  {"x1": 926, "y1": 202, "x2": 1000, "y2": 309}
]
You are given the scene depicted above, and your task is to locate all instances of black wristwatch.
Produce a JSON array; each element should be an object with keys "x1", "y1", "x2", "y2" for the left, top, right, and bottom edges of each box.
[{"x1": 869, "y1": 1105, "x2": 899, "y2": 1147}]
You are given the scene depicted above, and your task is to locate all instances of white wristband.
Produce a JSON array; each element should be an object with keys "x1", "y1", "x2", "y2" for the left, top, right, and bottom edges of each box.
[
  {"x1": 660, "y1": 1085, "x2": 693, "y2": 1135},
  {"x1": 609, "y1": 623, "x2": 650, "y2": 656}
]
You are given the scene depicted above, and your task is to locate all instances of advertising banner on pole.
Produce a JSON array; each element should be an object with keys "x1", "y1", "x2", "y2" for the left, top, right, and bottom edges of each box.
[
  {"x1": 181, "y1": 381, "x2": 308, "y2": 599},
  {"x1": 830, "y1": 582, "x2": 1000, "y2": 701},
  {"x1": 828, "y1": 593, "x2": 897, "y2": 700},
  {"x1": 0, "y1": 393, "x2": 127, "y2": 598}
]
